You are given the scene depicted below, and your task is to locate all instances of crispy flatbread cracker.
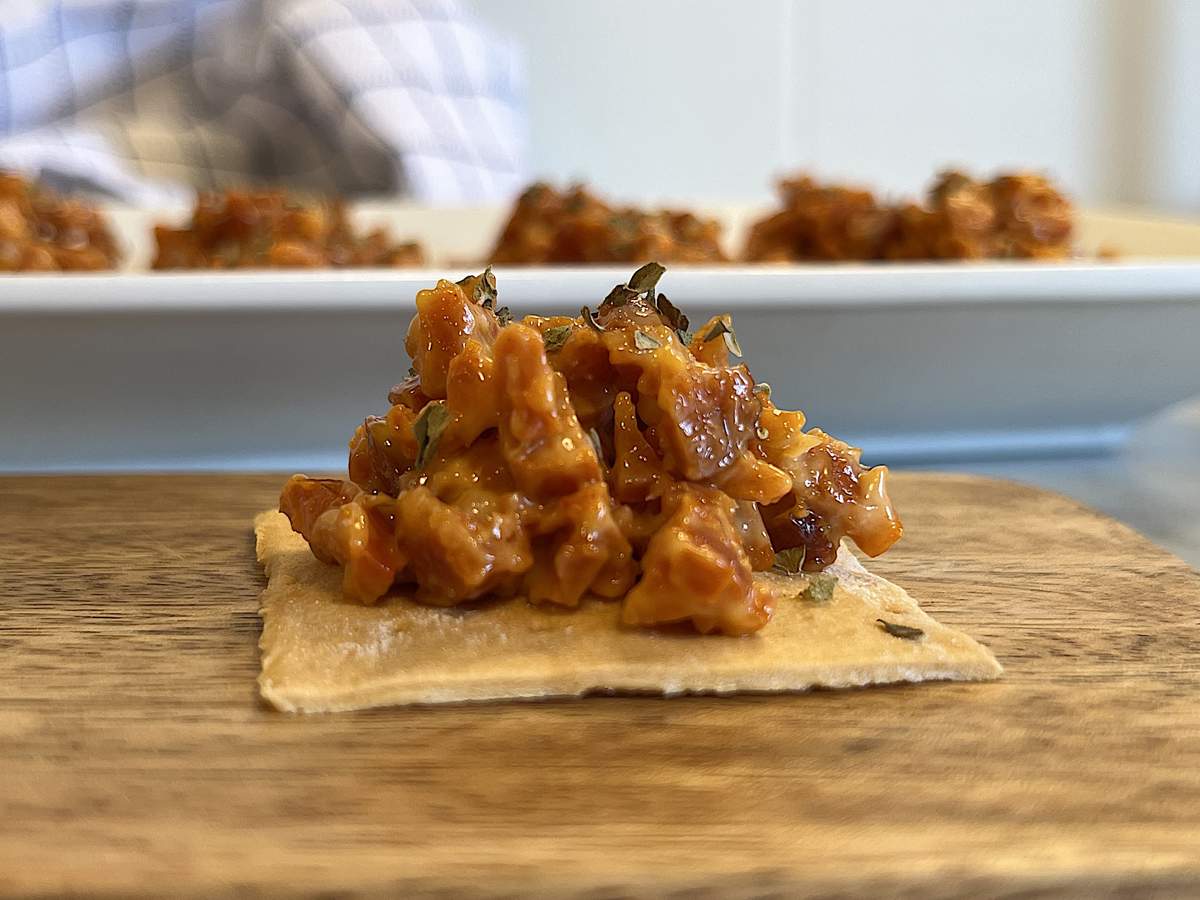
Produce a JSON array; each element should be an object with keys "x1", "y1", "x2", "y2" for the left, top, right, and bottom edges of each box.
[{"x1": 255, "y1": 511, "x2": 1001, "y2": 712}]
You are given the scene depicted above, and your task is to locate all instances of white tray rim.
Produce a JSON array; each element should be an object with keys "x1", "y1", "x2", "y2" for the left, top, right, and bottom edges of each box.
[{"x1": 4, "y1": 260, "x2": 1200, "y2": 315}]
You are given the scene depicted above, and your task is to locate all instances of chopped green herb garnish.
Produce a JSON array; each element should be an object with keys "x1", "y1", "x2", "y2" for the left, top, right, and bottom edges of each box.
[
  {"x1": 699, "y1": 315, "x2": 742, "y2": 357},
  {"x1": 581, "y1": 305, "x2": 605, "y2": 332},
  {"x1": 803, "y1": 573, "x2": 837, "y2": 603},
  {"x1": 876, "y1": 619, "x2": 925, "y2": 640},
  {"x1": 627, "y1": 261, "x2": 666, "y2": 296},
  {"x1": 603, "y1": 284, "x2": 632, "y2": 307},
  {"x1": 654, "y1": 292, "x2": 689, "y2": 337},
  {"x1": 457, "y1": 266, "x2": 497, "y2": 309},
  {"x1": 634, "y1": 330, "x2": 662, "y2": 350},
  {"x1": 771, "y1": 547, "x2": 805, "y2": 575},
  {"x1": 413, "y1": 401, "x2": 449, "y2": 468},
  {"x1": 542, "y1": 325, "x2": 572, "y2": 352},
  {"x1": 604, "y1": 262, "x2": 667, "y2": 307}
]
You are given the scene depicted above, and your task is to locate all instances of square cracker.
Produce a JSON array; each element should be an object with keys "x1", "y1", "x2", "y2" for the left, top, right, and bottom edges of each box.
[{"x1": 255, "y1": 511, "x2": 1001, "y2": 712}]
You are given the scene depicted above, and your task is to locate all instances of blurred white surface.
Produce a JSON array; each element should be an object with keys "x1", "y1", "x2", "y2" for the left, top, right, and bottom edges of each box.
[
  {"x1": 475, "y1": 0, "x2": 790, "y2": 204},
  {"x1": 474, "y1": 0, "x2": 1200, "y2": 212}
]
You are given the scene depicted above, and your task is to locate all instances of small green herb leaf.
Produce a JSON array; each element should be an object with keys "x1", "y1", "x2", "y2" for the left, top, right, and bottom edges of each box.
[
  {"x1": 581, "y1": 305, "x2": 605, "y2": 332},
  {"x1": 542, "y1": 325, "x2": 572, "y2": 352},
  {"x1": 771, "y1": 547, "x2": 806, "y2": 575},
  {"x1": 678, "y1": 328, "x2": 694, "y2": 346},
  {"x1": 457, "y1": 266, "x2": 498, "y2": 309},
  {"x1": 699, "y1": 315, "x2": 742, "y2": 357},
  {"x1": 603, "y1": 284, "x2": 634, "y2": 307},
  {"x1": 699, "y1": 316, "x2": 730, "y2": 342},
  {"x1": 876, "y1": 619, "x2": 925, "y2": 640},
  {"x1": 413, "y1": 401, "x2": 450, "y2": 468},
  {"x1": 655, "y1": 291, "x2": 690, "y2": 337},
  {"x1": 494, "y1": 305, "x2": 513, "y2": 326},
  {"x1": 634, "y1": 330, "x2": 662, "y2": 350},
  {"x1": 604, "y1": 262, "x2": 668, "y2": 308},
  {"x1": 627, "y1": 261, "x2": 666, "y2": 296},
  {"x1": 803, "y1": 573, "x2": 837, "y2": 603}
]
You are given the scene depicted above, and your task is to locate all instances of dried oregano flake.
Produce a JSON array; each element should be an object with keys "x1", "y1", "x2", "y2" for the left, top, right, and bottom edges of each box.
[
  {"x1": 802, "y1": 573, "x2": 837, "y2": 603},
  {"x1": 413, "y1": 401, "x2": 450, "y2": 468},
  {"x1": 876, "y1": 619, "x2": 925, "y2": 640},
  {"x1": 699, "y1": 315, "x2": 743, "y2": 357},
  {"x1": 634, "y1": 330, "x2": 662, "y2": 350},
  {"x1": 456, "y1": 266, "x2": 498, "y2": 309},
  {"x1": 581, "y1": 305, "x2": 605, "y2": 332},
  {"x1": 627, "y1": 261, "x2": 666, "y2": 295},
  {"x1": 542, "y1": 325, "x2": 572, "y2": 352},
  {"x1": 771, "y1": 547, "x2": 805, "y2": 575},
  {"x1": 604, "y1": 262, "x2": 667, "y2": 308},
  {"x1": 654, "y1": 291, "x2": 689, "y2": 337}
]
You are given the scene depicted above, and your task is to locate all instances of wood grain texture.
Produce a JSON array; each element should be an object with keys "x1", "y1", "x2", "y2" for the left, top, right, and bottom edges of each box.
[{"x1": 1, "y1": 472, "x2": 1199, "y2": 898}]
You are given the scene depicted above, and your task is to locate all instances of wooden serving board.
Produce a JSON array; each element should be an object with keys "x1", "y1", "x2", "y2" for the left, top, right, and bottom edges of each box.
[{"x1": 2, "y1": 473, "x2": 1199, "y2": 898}]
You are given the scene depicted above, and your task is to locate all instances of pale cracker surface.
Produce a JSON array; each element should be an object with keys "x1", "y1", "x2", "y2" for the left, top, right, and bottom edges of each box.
[{"x1": 255, "y1": 510, "x2": 1001, "y2": 712}]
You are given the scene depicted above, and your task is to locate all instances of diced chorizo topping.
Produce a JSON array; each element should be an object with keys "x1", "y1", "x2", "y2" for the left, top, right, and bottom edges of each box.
[
  {"x1": 621, "y1": 487, "x2": 773, "y2": 635},
  {"x1": 281, "y1": 265, "x2": 902, "y2": 634}
]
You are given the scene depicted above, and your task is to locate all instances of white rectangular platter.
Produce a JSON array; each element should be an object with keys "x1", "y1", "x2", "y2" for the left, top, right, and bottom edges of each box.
[{"x1": 1, "y1": 206, "x2": 1198, "y2": 472}]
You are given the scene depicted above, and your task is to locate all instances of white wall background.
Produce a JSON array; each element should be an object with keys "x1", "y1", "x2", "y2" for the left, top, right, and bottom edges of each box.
[{"x1": 474, "y1": 0, "x2": 1200, "y2": 211}]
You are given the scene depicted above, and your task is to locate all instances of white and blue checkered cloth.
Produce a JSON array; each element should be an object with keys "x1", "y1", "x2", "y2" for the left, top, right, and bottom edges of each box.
[{"x1": 0, "y1": 0, "x2": 526, "y2": 205}]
